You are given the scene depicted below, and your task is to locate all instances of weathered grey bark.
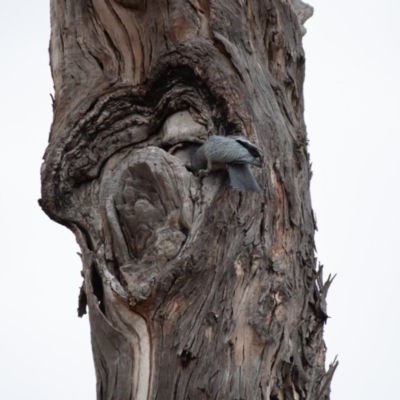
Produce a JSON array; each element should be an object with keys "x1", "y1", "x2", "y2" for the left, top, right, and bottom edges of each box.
[{"x1": 40, "y1": 0, "x2": 337, "y2": 399}]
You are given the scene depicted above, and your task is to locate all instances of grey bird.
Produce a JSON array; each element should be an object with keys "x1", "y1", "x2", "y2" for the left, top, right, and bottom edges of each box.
[{"x1": 190, "y1": 135, "x2": 263, "y2": 193}]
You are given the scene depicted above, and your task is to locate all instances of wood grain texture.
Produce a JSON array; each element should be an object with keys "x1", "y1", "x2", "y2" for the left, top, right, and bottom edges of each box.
[{"x1": 41, "y1": 0, "x2": 336, "y2": 398}]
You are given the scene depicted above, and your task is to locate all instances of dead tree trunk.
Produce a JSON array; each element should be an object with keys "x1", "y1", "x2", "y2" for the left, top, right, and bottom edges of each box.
[{"x1": 40, "y1": 0, "x2": 337, "y2": 398}]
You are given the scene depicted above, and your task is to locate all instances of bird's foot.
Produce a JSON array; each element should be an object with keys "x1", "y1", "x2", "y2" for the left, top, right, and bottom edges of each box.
[{"x1": 198, "y1": 169, "x2": 210, "y2": 178}]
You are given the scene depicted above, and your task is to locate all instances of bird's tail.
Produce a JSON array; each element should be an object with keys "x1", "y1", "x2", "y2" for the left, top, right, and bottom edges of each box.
[{"x1": 227, "y1": 164, "x2": 262, "y2": 193}]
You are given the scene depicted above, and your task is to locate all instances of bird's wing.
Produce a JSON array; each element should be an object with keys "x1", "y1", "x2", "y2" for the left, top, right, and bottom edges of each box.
[
  {"x1": 228, "y1": 136, "x2": 262, "y2": 159},
  {"x1": 204, "y1": 136, "x2": 261, "y2": 167}
]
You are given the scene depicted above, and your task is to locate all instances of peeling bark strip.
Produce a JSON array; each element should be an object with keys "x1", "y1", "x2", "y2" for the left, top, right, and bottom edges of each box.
[{"x1": 41, "y1": 0, "x2": 337, "y2": 399}]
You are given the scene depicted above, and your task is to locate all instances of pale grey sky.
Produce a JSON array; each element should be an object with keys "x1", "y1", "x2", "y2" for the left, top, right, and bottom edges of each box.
[
  {"x1": 305, "y1": 1, "x2": 400, "y2": 399},
  {"x1": 1, "y1": 1, "x2": 399, "y2": 399}
]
